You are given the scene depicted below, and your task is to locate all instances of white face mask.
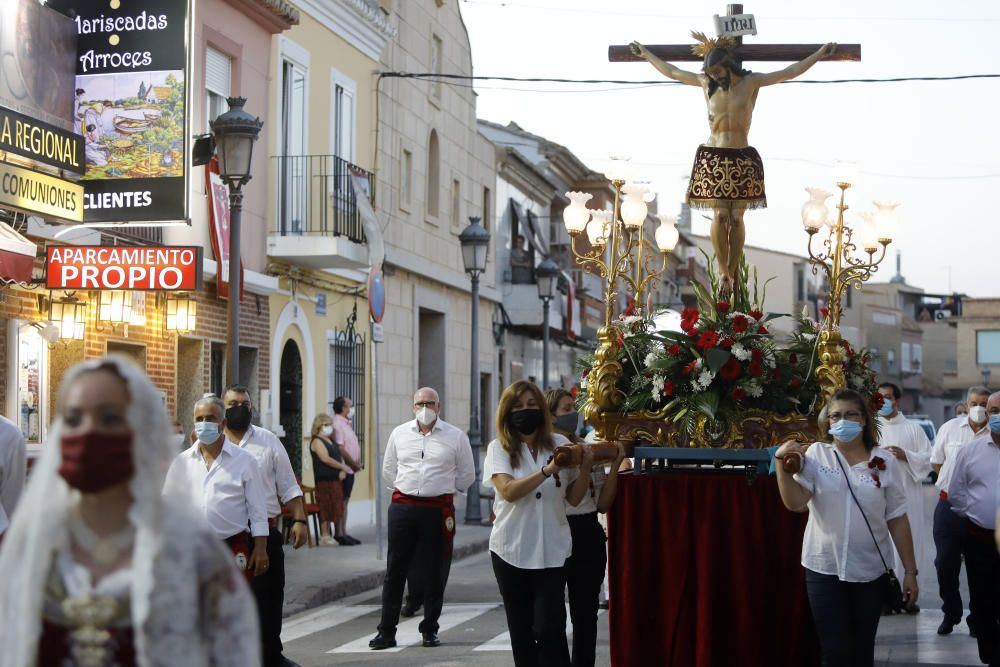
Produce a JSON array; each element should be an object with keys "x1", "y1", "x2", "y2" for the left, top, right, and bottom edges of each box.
[
  {"x1": 320, "y1": 425, "x2": 333, "y2": 437},
  {"x1": 969, "y1": 405, "x2": 987, "y2": 424},
  {"x1": 347, "y1": 407, "x2": 355, "y2": 420},
  {"x1": 415, "y1": 406, "x2": 437, "y2": 426}
]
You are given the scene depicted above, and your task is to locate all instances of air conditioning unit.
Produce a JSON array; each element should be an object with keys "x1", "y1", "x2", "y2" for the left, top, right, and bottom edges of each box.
[{"x1": 935, "y1": 309, "x2": 952, "y2": 320}]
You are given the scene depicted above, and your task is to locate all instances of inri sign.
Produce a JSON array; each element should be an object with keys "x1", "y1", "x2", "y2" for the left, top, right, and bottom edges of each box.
[{"x1": 47, "y1": 246, "x2": 202, "y2": 291}]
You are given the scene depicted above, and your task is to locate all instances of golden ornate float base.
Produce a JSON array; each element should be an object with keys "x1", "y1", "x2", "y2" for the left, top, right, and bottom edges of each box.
[{"x1": 597, "y1": 409, "x2": 818, "y2": 450}]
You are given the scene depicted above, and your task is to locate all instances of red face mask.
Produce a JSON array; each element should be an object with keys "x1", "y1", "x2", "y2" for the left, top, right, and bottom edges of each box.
[{"x1": 59, "y1": 432, "x2": 135, "y2": 493}]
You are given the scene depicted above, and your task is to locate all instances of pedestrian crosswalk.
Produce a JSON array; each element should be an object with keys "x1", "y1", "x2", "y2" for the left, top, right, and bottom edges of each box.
[{"x1": 281, "y1": 595, "x2": 606, "y2": 657}]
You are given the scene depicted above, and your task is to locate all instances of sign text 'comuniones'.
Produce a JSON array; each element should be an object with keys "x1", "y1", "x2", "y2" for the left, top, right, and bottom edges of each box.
[{"x1": 46, "y1": 245, "x2": 202, "y2": 291}]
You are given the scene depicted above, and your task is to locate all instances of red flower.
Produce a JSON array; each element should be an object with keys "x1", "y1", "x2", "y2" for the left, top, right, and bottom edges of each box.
[
  {"x1": 789, "y1": 377, "x2": 802, "y2": 390},
  {"x1": 731, "y1": 387, "x2": 747, "y2": 401},
  {"x1": 751, "y1": 347, "x2": 763, "y2": 363},
  {"x1": 869, "y1": 472, "x2": 882, "y2": 488},
  {"x1": 623, "y1": 296, "x2": 637, "y2": 317},
  {"x1": 747, "y1": 362, "x2": 764, "y2": 377},
  {"x1": 720, "y1": 357, "x2": 743, "y2": 380},
  {"x1": 696, "y1": 330, "x2": 720, "y2": 351},
  {"x1": 749, "y1": 309, "x2": 764, "y2": 320},
  {"x1": 731, "y1": 315, "x2": 749, "y2": 333},
  {"x1": 716, "y1": 300, "x2": 731, "y2": 313},
  {"x1": 682, "y1": 360, "x2": 699, "y2": 376},
  {"x1": 681, "y1": 307, "x2": 700, "y2": 333},
  {"x1": 667, "y1": 343, "x2": 681, "y2": 356},
  {"x1": 664, "y1": 380, "x2": 676, "y2": 396},
  {"x1": 870, "y1": 392, "x2": 885, "y2": 410},
  {"x1": 720, "y1": 337, "x2": 735, "y2": 349},
  {"x1": 868, "y1": 456, "x2": 886, "y2": 471},
  {"x1": 771, "y1": 367, "x2": 782, "y2": 380},
  {"x1": 643, "y1": 371, "x2": 653, "y2": 378},
  {"x1": 820, "y1": 307, "x2": 829, "y2": 319},
  {"x1": 789, "y1": 353, "x2": 799, "y2": 365},
  {"x1": 617, "y1": 333, "x2": 626, "y2": 347},
  {"x1": 757, "y1": 325, "x2": 769, "y2": 334}
]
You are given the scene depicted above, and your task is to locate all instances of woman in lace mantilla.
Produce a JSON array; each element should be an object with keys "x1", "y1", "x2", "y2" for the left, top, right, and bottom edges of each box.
[{"x1": 0, "y1": 356, "x2": 261, "y2": 667}]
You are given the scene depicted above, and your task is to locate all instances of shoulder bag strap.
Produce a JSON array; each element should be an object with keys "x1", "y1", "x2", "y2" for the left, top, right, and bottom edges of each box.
[{"x1": 835, "y1": 453, "x2": 892, "y2": 576}]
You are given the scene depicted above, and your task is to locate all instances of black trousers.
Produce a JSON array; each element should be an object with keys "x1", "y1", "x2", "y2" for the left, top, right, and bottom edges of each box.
[
  {"x1": 805, "y1": 568, "x2": 886, "y2": 667},
  {"x1": 566, "y1": 512, "x2": 607, "y2": 667},
  {"x1": 491, "y1": 551, "x2": 570, "y2": 667},
  {"x1": 933, "y1": 498, "x2": 968, "y2": 623},
  {"x1": 964, "y1": 524, "x2": 1000, "y2": 667},
  {"x1": 378, "y1": 502, "x2": 448, "y2": 635},
  {"x1": 251, "y1": 527, "x2": 286, "y2": 666}
]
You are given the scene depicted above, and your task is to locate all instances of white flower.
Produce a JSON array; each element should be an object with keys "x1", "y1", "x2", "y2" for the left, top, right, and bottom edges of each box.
[
  {"x1": 644, "y1": 352, "x2": 658, "y2": 367},
  {"x1": 802, "y1": 333, "x2": 816, "y2": 342},
  {"x1": 852, "y1": 376, "x2": 865, "y2": 389},
  {"x1": 731, "y1": 343, "x2": 750, "y2": 362},
  {"x1": 650, "y1": 374, "x2": 665, "y2": 402},
  {"x1": 694, "y1": 369, "x2": 715, "y2": 391},
  {"x1": 748, "y1": 383, "x2": 764, "y2": 398}
]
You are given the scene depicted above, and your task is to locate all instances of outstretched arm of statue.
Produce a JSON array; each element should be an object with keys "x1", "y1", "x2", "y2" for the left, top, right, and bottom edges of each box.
[
  {"x1": 753, "y1": 42, "x2": 836, "y2": 87},
  {"x1": 629, "y1": 41, "x2": 702, "y2": 86}
]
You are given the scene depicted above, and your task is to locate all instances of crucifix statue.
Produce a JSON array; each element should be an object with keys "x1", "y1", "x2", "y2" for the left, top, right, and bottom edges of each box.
[{"x1": 611, "y1": 5, "x2": 860, "y2": 297}]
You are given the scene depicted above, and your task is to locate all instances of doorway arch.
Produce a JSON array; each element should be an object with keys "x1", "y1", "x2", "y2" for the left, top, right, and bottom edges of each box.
[{"x1": 279, "y1": 339, "x2": 303, "y2": 475}]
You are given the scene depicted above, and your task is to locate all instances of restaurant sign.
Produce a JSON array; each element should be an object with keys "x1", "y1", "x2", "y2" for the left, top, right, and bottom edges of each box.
[
  {"x1": 0, "y1": 161, "x2": 83, "y2": 222},
  {"x1": 46, "y1": 245, "x2": 202, "y2": 290},
  {"x1": 0, "y1": 105, "x2": 84, "y2": 174}
]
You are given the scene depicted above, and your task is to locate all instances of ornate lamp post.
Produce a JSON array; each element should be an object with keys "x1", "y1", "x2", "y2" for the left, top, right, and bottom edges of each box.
[
  {"x1": 802, "y1": 162, "x2": 898, "y2": 406},
  {"x1": 535, "y1": 257, "x2": 561, "y2": 390},
  {"x1": 459, "y1": 216, "x2": 489, "y2": 524},
  {"x1": 982, "y1": 367, "x2": 991, "y2": 389},
  {"x1": 211, "y1": 97, "x2": 263, "y2": 387},
  {"x1": 561, "y1": 158, "x2": 679, "y2": 430}
]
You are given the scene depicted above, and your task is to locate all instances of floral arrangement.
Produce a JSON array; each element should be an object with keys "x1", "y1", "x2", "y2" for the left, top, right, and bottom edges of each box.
[{"x1": 577, "y1": 257, "x2": 883, "y2": 434}]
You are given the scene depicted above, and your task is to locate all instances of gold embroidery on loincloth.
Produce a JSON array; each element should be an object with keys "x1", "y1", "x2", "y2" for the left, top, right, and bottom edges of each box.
[{"x1": 686, "y1": 145, "x2": 767, "y2": 210}]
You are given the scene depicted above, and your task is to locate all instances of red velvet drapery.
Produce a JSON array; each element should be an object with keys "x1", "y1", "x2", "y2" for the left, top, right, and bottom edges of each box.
[{"x1": 607, "y1": 471, "x2": 820, "y2": 667}]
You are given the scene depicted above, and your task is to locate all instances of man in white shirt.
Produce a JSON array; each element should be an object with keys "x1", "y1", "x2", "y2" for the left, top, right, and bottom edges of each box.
[
  {"x1": 223, "y1": 386, "x2": 307, "y2": 667},
  {"x1": 947, "y1": 391, "x2": 1000, "y2": 665},
  {"x1": 877, "y1": 382, "x2": 932, "y2": 612},
  {"x1": 368, "y1": 387, "x2": 475, "y2": 651},
  {"x1": 0, "y1": 415, "x2": 27, "y2": 540},
  {"x1": 164, "y1": 396, "x2": 270, "y2": 580},
  {"x1": 930, "y1": 385, "x2": 990, "y2": 635}
]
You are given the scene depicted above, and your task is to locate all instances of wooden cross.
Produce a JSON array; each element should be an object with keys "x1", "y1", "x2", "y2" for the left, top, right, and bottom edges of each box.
[{"x1": 609, "y1": 4, "x2": 861, "y2": 64}]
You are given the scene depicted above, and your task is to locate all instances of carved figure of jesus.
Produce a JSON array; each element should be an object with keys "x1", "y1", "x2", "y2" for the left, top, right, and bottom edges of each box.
[{"x1": 630, "y1": 37, "x2": 836, "y2": 296}]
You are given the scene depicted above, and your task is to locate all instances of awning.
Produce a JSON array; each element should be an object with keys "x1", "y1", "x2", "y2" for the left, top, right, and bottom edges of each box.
[{"x1": 0, "y1": 221, "x2": 36, "y2": 284}]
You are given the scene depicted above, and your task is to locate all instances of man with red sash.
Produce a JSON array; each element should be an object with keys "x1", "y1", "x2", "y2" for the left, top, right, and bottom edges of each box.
[{"x1": 369, "y1": 387, "x2": 475, "y2": 650}]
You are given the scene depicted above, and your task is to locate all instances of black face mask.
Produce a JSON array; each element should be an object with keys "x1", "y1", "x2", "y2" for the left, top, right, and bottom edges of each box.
[
  {"x1": 510, "y1": 408, "x2": 544, "y2": 435},
  {"x1": 225, "y1": 404, "x2": 252, "y2": 431}
]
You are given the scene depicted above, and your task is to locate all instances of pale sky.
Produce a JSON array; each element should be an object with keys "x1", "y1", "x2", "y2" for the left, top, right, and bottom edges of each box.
[{"x1": 460, "y1": 0, "x2": 999, "y2": 298}]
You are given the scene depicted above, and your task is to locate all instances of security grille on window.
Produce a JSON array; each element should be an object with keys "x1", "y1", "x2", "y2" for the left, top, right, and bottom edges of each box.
[
  {"x1": 205, "y1": 46, "x2": 232, "y2": 132},
  {"x1": 329, "y1": 325, "x2": 367, "y2": 466}
]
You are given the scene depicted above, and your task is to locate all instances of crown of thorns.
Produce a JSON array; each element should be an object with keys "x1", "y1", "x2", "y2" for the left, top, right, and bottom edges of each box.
[{"x1": 690, "y1": 31, "x2": 739, "y2": 57}]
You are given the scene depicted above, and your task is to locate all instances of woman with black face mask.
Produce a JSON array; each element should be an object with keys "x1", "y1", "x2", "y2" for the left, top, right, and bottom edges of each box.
[
  {"x1": 484, "y1": 380, "x2": 593, "y2": 667},
  {"x1": 545, "y1": 388, "x2": 625, "y2": 667}
]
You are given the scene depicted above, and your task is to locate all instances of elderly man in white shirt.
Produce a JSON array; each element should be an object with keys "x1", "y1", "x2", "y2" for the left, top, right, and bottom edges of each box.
[
  {"x1": 930, "y1": 385, "x2": 990, "y2": 636},
  {"x1": 876, "y1": 382, "x2": 932, "y2": 611},
  {"x1": 0, "y1": 415, "x2": 27, "y2": 539},
  {"x1": 223, "y1": 385, "x2": 307, "y2": 667},
  {"x1": 947, "y1": 391, "x2": 1000, "y2": 665},
  {"x1": 164, "y1": 396, "x2": 270, "y2": 581},
  {"x1": 368, "y1": 387, "x2": 475, "y2": 651}
]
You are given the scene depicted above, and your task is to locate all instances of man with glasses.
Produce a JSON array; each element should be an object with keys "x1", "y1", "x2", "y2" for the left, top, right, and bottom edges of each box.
[
  {"x1": 947, "y1": 392, "x2": 1000, "y2": 664},
  {"x1": 930, "y1": 386, "x2": 990, "y2": 636},
  {"x1": 369, "y1": 387, "x2": 475, "y2": 650}
]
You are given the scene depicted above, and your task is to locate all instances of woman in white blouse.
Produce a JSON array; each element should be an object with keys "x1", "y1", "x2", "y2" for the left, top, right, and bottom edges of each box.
[
  {"x1": 775, "y1": 388, "x2": 919, "y2": 667},
  {"x1": 485, "y1": 380, "x2": 592, "y2": 667}
]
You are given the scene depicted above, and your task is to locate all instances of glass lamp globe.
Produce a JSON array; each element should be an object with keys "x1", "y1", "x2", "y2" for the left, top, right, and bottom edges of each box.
[
  {"x1": 587, "y1": 210, "x2": 611, "y2": 247},
  {"x1": 604, "y1": 157, "x2": 632, "y2": 183},
  {"x1": 872, "y1": 201, "x2": 900, "y2": 243},
  {"x1": 562, "y1": 192, "x2": 593, "y2": 234},
  {"x1": 620, "y1": 183, "x2": 653, "y2": 229},
  {"x1": 802, "y1": 188, "x2": 832, "y2": 231},
  {"x1": 654, "y1": 214, "x2": 679, "y2": 253},
  {"x1": 832, "y1": 160, "x2": 857, "y2": 187},
  {"x1": 858, "y1": 212, "x2": 879, "y2": 252}
]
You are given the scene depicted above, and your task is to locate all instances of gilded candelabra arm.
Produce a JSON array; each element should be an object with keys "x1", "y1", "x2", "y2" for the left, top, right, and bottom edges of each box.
[
  {"x1": 635, "y1": 246, "x2": 669, "y2": 299},
  {"x1": 568, "y1": 233, "x2": 610, "y2": 278},
  {"x1": 806, "y1": 230, "x2": 834, "y2": 283}
]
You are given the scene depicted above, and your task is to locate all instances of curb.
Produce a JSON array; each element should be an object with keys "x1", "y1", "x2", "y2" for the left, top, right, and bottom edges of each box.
[{"x1": 282, "y1": 537, "x2": 491, "y2": 618}]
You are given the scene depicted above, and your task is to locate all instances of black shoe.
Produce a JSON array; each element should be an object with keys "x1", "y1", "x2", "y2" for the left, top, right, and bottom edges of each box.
[
  {"x1": 369, "y1": 633, "x2": 397, "y2": 650},
  {"x1": 938, "y1": 619, "x2": 956, "y2": 635},
  {"x1": 276, "y1": 657, "x2": 301, "y2": 667},
  {"x1": 905, "y1": 604, "x2": 920, "y2": 615},
  {"x1": 401, "y1": 603, "x2": 421, "y2": 618},
  {"x1": 344, "y1": 534, "x2": 361, "y2": 545},
  {"x1": 422, "y1": 632, "x2": 441, "y2": 647}
]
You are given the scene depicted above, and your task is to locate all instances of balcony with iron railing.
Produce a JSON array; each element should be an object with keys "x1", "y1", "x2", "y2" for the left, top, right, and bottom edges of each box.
[{"x1": 267, "y1": 154, "x2": 372, "y2": 271}]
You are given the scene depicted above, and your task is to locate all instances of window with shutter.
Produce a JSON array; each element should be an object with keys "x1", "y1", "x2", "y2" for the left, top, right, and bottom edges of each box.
[{"x1": 205, "y1": 46, "x2": 232, "y2": 131}]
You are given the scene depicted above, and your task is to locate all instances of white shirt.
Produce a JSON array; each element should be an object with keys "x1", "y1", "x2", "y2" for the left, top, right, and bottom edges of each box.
[
  {"x1": 382, "y1": 419, "x2": 475, "y2": 497},
  {"x1": 948, "y1": 434, "x2": 1000, "y2": 530},
  {"x1": 565, "y1": 462, "x2": 607, "y2": 516},
  {"x1": 232, "y1": 425, "x2": 302, "y2": 518},
  {"x1": 931, "y1": 416, "x2": 988, "y2": 492},
  {"x1": 164, "y1": 439, "x2": 269, "y2": 539},
  {"x1": 484, "y1": 434, "x2": 578, "y2": 569},
  {"x1": 793, "y1": 443, "x2": 908, "y2": 582},
  {"x1": 0, "y1": 416, "x2": 26, "y2": 536}
]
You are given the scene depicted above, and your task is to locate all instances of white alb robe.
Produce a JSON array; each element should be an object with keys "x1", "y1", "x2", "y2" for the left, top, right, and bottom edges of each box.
[{"x1": 878, "y1": 413, "x2": 933, "y2": 580}]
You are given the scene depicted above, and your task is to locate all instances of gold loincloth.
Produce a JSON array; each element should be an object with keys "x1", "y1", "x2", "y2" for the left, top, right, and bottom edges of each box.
[{"x1": 686, "y1": 144, "x2": 767, "y2": 210}]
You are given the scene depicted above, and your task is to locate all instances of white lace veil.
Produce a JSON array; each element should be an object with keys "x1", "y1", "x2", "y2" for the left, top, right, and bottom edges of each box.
[{"x1": 0, "y1": 355, "x2": 258, "y2": 667}]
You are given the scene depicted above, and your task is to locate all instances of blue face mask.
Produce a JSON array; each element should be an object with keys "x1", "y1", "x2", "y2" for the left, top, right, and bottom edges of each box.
[
  {"x1": 829, "y1": 419, "x2": 864, "y2": 443},
  {"x1": 878, "y1": 399, "x2": 894, "y2": 417},
  {"x1": 989, "y1": 414, "x2": 1000, "y2": 435},
  {"x1": 194, "y1": 421, "x2": 220, "y2": 444}
]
